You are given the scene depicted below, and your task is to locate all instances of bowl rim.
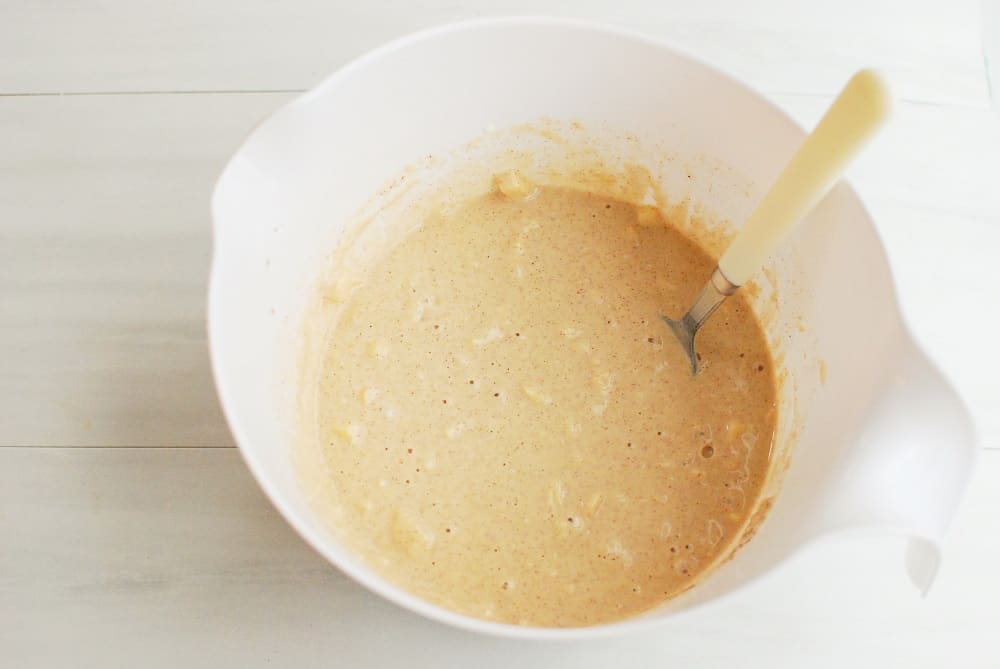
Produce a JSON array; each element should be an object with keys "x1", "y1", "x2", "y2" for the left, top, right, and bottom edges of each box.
[{"x1": 207, "y1": 15, "x2": 874, "y2": 639}]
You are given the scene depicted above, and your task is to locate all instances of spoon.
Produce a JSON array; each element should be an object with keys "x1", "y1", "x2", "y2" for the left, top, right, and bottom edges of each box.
[{"x1": 663, "y1": 69, "x2": 892, "y2": 375}]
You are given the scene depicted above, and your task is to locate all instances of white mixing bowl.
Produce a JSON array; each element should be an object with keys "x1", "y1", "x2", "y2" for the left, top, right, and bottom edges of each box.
[{"x1": 209, "y1": 18, "x2": 976, "y2": 638}]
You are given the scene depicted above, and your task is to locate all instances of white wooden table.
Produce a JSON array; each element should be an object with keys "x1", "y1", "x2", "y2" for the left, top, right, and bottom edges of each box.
[{"x1": 2, "y1": 2, "x2": 998, "y2": 666}]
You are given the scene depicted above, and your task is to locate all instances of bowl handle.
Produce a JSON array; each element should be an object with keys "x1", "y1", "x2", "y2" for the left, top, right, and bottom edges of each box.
[{"x1": 815, "y1": 339, "x2": 977, "y2": 592}]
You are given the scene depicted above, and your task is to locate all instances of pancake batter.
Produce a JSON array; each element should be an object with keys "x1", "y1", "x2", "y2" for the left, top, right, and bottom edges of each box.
[{"x1": 313, "y1": 173, "x2": 777, "y2": 626}]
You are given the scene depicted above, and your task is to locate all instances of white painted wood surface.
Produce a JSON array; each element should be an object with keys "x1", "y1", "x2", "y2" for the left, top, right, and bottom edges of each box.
[{"x1": 1, "y1": 1, "x2": 997, "y2": 666}]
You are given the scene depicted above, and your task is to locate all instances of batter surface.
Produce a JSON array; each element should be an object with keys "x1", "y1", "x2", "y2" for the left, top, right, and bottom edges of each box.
[{"x1": 314, "y1": 175, "x2": 777, "y2": 626}]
